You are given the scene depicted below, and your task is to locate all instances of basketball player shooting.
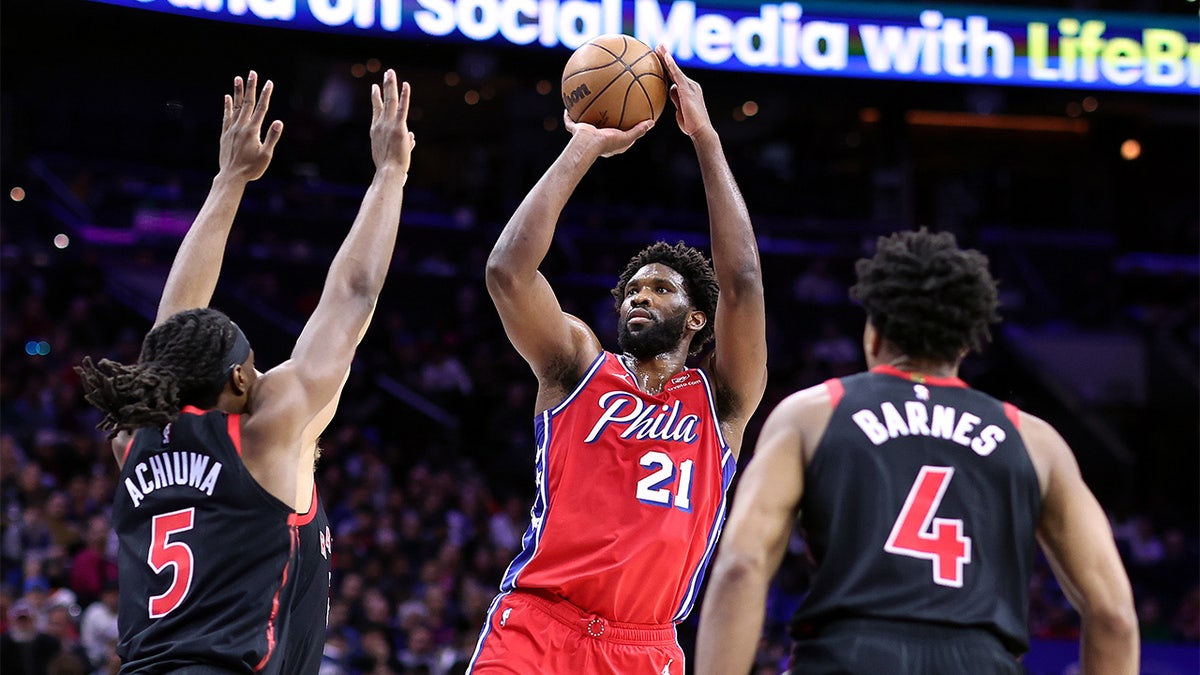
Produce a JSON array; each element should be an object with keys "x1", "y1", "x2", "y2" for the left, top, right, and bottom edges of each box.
[{"x1": 467, "y1": 45, "x2": 768, "y2": 674}]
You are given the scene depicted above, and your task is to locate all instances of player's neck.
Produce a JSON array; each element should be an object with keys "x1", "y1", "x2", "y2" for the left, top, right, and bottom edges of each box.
[
  {"x1": 881, "y1": 354, "x2": 959, "y2": 379},
  {"x1": 619, "y1": 351, "x2": 688, "y2": 395}
]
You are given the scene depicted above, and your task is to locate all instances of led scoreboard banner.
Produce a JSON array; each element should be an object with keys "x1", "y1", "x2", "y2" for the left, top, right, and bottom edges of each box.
[{"x1": 85, "y1": 0, "x2": 1198, "y2": 94}]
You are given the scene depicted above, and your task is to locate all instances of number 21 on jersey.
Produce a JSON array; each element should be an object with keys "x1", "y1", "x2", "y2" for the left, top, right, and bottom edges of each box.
[{"x1": 884, "y1": 466, "x2": 972, "y2": 587}]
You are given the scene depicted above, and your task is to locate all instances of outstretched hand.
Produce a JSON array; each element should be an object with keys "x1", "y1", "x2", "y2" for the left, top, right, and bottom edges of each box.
[
  {"x1": 657, "y1": 45, "x2": 714, "y2": 138},
  {"x1": 219, "y1": 70, "x2": 283, "y2": 182},
  {"x1": 563, "y1": 111, "x2": 654, "y2": 158},
  {"x1": 370, "y1": 69, "x2": 416, "y2": 176}
]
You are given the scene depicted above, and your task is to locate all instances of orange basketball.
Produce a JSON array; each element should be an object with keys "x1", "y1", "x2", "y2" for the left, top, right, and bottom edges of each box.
[{"x1": 561, "y1": 34, "x2": 668, "y2": 131}]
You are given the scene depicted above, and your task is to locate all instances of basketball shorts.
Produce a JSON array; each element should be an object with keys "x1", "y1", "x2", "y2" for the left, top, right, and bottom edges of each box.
[
  {"x1": 789, "y1": 617, "x2": 1024, "y2": 675},
  {"x1": 466, "y1": 589, "x2": 685, "y2": 675}
]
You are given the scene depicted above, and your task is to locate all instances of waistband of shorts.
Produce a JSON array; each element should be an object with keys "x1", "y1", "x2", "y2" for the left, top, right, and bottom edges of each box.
[
  {"x1": 802, "y1": 616, "x2": 1008, "y2": 650},
  {"x1": 512, "y1": 589, "x2": 678, "y2": 646}
]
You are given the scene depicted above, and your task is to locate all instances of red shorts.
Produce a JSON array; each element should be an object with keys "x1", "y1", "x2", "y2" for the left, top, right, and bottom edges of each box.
[{"x1": 466, "y1": 589, "x2": 685, "y2": 675}]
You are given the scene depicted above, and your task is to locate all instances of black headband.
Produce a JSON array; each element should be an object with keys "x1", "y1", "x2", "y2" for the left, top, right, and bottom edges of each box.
[{"x1": 219, "y1": 322, "x2": 252, "y2": 380}]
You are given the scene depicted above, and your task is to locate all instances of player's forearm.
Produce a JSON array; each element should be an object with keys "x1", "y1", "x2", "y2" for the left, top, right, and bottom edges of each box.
[
  {"x1": 1080, "y1": 607, "x2": 1139, "y2": 675},
  {"x1": 691, "y1": 128, "x2": 761, "y2": 294},
  {"x1": 487, "y1": 135, "x2": 599, "y2": 283},
  {"x1": 326, "y1": 166, "x2": 406, "y2": 302},
  {"x1": 155, "y1": 174, "x2": 249, "y2": 325},
  {"x1": 695, "y1": 556, "x2": 770, "y2": 675}
]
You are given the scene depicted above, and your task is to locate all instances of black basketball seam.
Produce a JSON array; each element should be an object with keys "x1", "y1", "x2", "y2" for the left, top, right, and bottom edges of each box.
[
  {"x1": 625, "y1": 49, "x2": 664, "y2": 119},
  {"x1": 618, "y1": 78, "x2": 635, "y2": 128},
  {"x1": 590, "y1": 35, "x2": 631, "y2": 62},
  {"x1": 567, "y1": 36, "x2": 660, "y2": 128},
  {"x1": 568, "y1": 37, "x2": 632, "y2": 125},
  {"x1": 630, "y1": 70, "x2": 665, "y2": 118},
  {"x1": 573, "y1": 73, "x2": 630, "y2": 124}
]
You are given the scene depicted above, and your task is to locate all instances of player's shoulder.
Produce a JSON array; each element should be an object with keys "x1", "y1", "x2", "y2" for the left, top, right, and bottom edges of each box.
[
  {"x1": 555, "y1": 313, "x2": 604, "y2": 370},
  {"x1": 1013, "y1": 408, "x2": 1067, "y2": 449},
  {"x1": 769, "y1": 381, "x2": 837, "y2": 420}
]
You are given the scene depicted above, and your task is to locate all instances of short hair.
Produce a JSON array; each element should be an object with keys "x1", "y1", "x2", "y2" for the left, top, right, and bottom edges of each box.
[
  {"x1": 611, "y1": 241, "x2": 719, "y2": 356},
  {"x1": 850, "y1": 228, "x2": 1000, "y2": 362},
  {"x1": 76, "y1": 308, "x2": 242, "y2": 436}
]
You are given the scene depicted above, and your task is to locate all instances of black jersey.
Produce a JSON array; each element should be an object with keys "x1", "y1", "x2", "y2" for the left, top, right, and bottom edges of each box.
[
  {"x1": 279, "y1": 485, "x2": 331, "y2": 675},
  {"x1": 113, "y1": 406, "x2": 299, "y2": 674},
  {"x1": 790, "y1": 366, "x2": 1042, "y2": 655}
]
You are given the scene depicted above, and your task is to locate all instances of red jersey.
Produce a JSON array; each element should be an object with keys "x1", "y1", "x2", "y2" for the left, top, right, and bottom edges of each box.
[{"x1": 499, "y1": 351, "x2": 736, "y2": 624}]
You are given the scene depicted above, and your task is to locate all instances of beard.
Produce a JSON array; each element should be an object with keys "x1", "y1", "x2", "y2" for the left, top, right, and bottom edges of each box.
[{"x1": 618, "y1": 310, "x2": 689, "y2": 359}]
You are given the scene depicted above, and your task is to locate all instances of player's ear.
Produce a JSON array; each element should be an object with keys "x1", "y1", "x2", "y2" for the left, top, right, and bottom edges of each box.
[
  {"x1": 687, "y1": 309, "x2": 706, "y2": 333},
  {"x1": 864, "y1": 321, "x2": 882, "y2": 358},
  {"x1": 229, "y1": 365, "x2": 250, "y2": 396}
]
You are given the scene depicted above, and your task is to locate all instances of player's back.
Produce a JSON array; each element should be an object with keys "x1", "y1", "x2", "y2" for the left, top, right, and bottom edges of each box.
[
  {"x1": 791, "y1": 366, "x2": 1041, "y2": 655},
  {"x1": 113, "y1": 406, "x2": 299, "y2": 674},
  {"x1": 279, "y1": 487, "x2": 332, "y2": 675}
]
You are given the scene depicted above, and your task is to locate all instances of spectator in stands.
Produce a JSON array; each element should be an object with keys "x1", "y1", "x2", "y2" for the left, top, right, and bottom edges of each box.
[
  {"x1": 68, "y1": 515, "x2": 117, "y2": 608},
  {"x1": 2, "y1": 599, "x2": 61, "y2": 674},
  {"x1": 79, "y1": 582, "x2": 119, "y2": 670}
]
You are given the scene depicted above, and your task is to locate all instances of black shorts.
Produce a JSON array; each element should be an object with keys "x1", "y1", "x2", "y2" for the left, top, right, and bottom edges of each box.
[{"x1": 789, "y1": 617, "x2": 1024, "y2": 675}]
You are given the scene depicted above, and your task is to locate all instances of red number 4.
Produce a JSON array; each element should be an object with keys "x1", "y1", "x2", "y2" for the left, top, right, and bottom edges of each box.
[
  {"x1": 884, "y1": 466, "x2": 972, "y2": 587},
  {"x1": 148, "y1": 508, "x2": 196, "y2": 618}
]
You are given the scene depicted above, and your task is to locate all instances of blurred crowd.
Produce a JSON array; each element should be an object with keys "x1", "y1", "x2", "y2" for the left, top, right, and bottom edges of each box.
[
  {"x1": 3, "y1": 2, "x2": 1197, "y2": 671},
  {"x1": 1, "y1": 176, "x2": 1196, "y2": 674}
]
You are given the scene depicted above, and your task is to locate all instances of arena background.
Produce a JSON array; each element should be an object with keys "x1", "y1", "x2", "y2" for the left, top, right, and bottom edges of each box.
[{"x1": 2, "y1": 0, "x2": 1197, "y2": 672}]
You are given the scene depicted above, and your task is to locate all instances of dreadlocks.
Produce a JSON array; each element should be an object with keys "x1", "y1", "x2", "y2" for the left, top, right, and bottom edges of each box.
[
  {"x1": 850, "y1": 228, "x2": 1000, "y2": 363},
  {"x1": 611, "y1": 241, "x2": 720, "y2": 356},
  {"x1": 76, "y1": 308, "x2": 241, "y2": 437}
]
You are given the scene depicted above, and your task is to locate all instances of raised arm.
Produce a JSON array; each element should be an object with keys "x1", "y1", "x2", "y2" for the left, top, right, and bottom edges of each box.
[
  {"x1": 696, "y1": 386, "x2": 828, "y2": 675},
  {"x1": 246, "y1": 70, "x2": 413, "y2": 449},
  {"x1": 485, "y1": 115, "x2": 652, "y2": 385},
  {"x1": 659, "y1": 46, "x2": 766, "y2": 443},
  {"x1": 155, "y1": 71, "x2": 282, "y2": 326},
  {"x1": 1025, "y1": 414, "x2": 1138, "y2": 674}
]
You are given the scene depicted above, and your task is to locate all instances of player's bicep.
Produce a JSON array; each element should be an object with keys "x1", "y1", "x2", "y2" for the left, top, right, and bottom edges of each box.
[
  {"x1": 1033, "y1": 422, "x2": 1130, "y2": 614},
  {"x1": 708, "y1": 276, "x2": 767, "y2": 418},
  {"x1": 487, "y1": 268, "x2": 596, "y2": 376}
]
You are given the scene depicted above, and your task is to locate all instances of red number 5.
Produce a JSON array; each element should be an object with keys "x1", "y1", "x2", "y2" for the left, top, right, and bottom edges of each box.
[
  {"x1": 148, "y1": 508, "x2": 196, "y2": 618},
  {"x1": 884, "y1": 466, "x2": 972, "y2": 587}
]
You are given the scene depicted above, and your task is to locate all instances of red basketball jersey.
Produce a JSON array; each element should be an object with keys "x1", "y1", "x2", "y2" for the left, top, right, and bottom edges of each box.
[{"x1": 499, "y1": 351, "x2": 736, "y2": 624}]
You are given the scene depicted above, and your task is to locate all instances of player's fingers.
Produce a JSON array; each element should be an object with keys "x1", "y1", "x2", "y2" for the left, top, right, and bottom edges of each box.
[
  {"x1": 562, "y1": 110, "x2": 578, "y2": 134},
  {"x1": 657, "y1": 45, "x2": 684, "y2": 82},
  {"x1": 631, "y1": 119, "x2": 654, "y2": 138},
  {"x1": 253, "y1": 80, "x2": 273, "y2": 126},
  {"x1": 382, "y1": 70, "x2": 399, "y2": 116},
  {"x1": 243, "y1": 71, "x2": 258, "y2": 119},
  {"x1": 379, "y1": 71, "x2": 391, "y2": 110},
  {"x1": 232, "y1": 76, "x2": 244, "y2": 115},
  {"x1": 222, "y1": 94, "x2": 234, "y2": 130},
  {"x1": 396, "y1": 78, "x2": 411, "y2": 120},
  {"x1": 408, "y1": 132, "x2": 416, "y2": 152},
  {"x1": 263, "y1": 120, "x2": 284, "y2": 154},
  {"x1": 370, "y1": 83, "x2": 383, "y2": 122}
]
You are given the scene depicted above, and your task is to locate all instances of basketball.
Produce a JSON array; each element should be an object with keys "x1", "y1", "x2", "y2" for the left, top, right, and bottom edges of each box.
[{"x1": 561, "y1": 34, "x2": 668, "y2": 131}]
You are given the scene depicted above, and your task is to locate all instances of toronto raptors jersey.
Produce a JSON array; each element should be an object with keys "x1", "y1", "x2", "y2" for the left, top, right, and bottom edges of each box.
[
  {"x1": 280, "y1": 486, "x2": 332, "y2": 675},
  {"x1": 500, "y1": 351, "x2": 736, "y2": 624},
  {"x1": 790, "y1": 366, "x2": 1041, "y2": 654},
  {"x1": 113, "y1": 406, "x2": 299, "y2": 674}
]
